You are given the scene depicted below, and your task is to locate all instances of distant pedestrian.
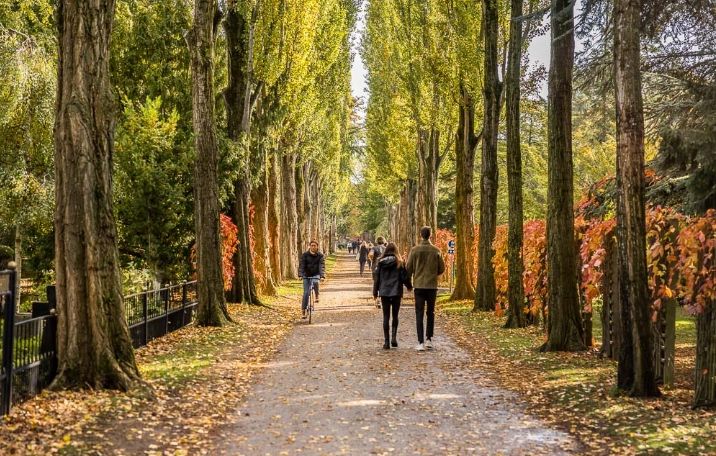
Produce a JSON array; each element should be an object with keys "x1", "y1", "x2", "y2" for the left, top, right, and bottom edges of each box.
[
  {"x1": 373, "y1": 243, "x2": 412, "y2": 349},
  {"x1": 370, "y1": 237, "x2": 387, "y2": 272},
  {"x1": 406, "y1": 226, "x2": 445, "y2": 351},
  {"x1": 358, "y1": 241, "x2": 370, "y2": 276},
  {"x1": 347, "y1": 240, "x2": 353, "y2": 254}
]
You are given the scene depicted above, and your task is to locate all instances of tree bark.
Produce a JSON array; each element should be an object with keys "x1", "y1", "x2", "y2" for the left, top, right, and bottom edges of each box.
[
  {"x1": 451, "y1": 86, "x2": 477, "y2": 301},
  {"x1": 250, "y1": 144, "x2": 277, "y2": 296},
  {"x1": 416, "y1": 128, "x2": 440, "y2": 235},
  {"x1": 281, "y1": 153, "x2": 298, "y2": 279},
  {"x1": 296, "y1": 162, "x2": 306, "y2": 254},
  {"x1": 53, "y1": 0, "x2": 141, "y2": 389},
  {"x1": 224, "y1": 1, "x2": 261, "y2": 304},
  {"x1": 503, "y1": 0, "x2": 527, "y2": 328},
  {"x1": 541, "y1": 0, "x2": 585, "y2": 351},
  {"x1": 397, "y1": 179, "x2": 417, "y2": 257},
  {"x1": 695, "y1": 301, "x2": 716, "y2": 407},
  {"x1": 268, "y1": 152, "x2": 282, "y2": 284},
  {"x1": 474, "y1": 0, "x2": 501, "y2": 312},
  {"x1": 614, "y1": 0, "x2": 660, "y2": 396},
  {"x1": 189, "y1": 0, "x2": 230, "y2": 324}
]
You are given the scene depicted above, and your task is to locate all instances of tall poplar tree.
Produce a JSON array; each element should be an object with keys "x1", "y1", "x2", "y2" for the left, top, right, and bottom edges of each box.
[
  {"x1": 474, "y1": 0, "x2": 501, "y2": 312},
  {"x1": 541, "y1": 0, "x2": 585, "y2": 351},
  {"x1": 504, "y1": 0, "x2": 527, "y2": 327},
  {"x1": 613, "y1": 0, "x2": 660, "y2": 397},
  {"x1": 188, "y1": 0, "x2": 230, "y2": 325},
  {"x1": 53, "y1": 0, "x2": 141, "y2": 389}
]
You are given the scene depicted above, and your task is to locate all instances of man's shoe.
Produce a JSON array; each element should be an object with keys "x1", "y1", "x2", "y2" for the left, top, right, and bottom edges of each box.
[
  {"x1": 425, "y1": 339, "x2": 433, "y2": 350},
  {"x1": 415, "y1": 343, "x2": 425, "y2": 352},
  {"x1": 301, "y1": 311, "x2": 307, "y2": 319}
]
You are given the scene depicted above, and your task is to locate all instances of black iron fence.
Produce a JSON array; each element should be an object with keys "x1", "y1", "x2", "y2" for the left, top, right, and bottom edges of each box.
[
  {"x1": 125, "y1": 281, "x2": 198, "y2": 348},
  {"x1": 1, "y1": 272, "x2": 198, "y2": 416}
]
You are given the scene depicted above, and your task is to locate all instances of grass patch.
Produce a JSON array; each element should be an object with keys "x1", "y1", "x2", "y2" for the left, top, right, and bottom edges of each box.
[{"x1": 441, "y1": 301, "x2": 716, "y2": 455}]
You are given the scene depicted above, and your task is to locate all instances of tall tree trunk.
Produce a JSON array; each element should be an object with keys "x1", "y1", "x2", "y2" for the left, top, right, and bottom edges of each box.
[
  {"x1": 53, "y1": 0, "x2": 141, "y2": 389},
  {"x1": 190, "y1": 0, "x2": 231, "y2": 324},
  {"x1": 541, "y1": 0, "x2": 585, "y2": 351},
  {"x1": 281, "y1": 153, "x2": 298, "y2": 279},
  {"x1": 251, "y1": 145, "x2": 277, "y2": 296},
  {"x1": 225, "y1": 1, "x2": 261, "y2": 304},
  {"x1": 504, "y1": 0, "x2": 526, "y2": 328},
  {"x1": 474, "y1": 0, "x2": 501, "y2": 312},
  {"x1": 695, "y1": 301, "x2": 716, "y2": 407},
  {"x1": 296, "y1": 162, "x2": 306, "y2": 254},
  {"x1": 268, "y1": 152, "x2": 282, "y2": 284},
  {"x1": 416, "y1": 128, "x2": 440, "y2": 236},
  {"x1": 451, "y1": 86, "x2": 477, "y2": 301},
  {"x1": 614, "y1": 0, "x2": 660, "y2": 396},
  {"x1": 397, "y1": 179, "x2": 417, "y2": 257}
]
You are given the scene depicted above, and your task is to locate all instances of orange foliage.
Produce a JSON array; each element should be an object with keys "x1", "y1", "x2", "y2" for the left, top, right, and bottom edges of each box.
[
  {"x1": 673, "y1": 209, "x2": 716, "y2": 315},
  {"x1": 492, "y1": 225, "x2": 509, "y2": 312},
  {"x1": 579, "y1": 217, "x2": 616, "y2": 312},
  {"x1": 220, "y1": 214, "x2": 239, "y2": 291}
]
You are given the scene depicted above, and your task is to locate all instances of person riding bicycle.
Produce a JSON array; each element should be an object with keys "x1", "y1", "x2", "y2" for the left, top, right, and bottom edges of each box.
[{"x1": 298, "y1": 240, "x2": 325, "y2": 319}]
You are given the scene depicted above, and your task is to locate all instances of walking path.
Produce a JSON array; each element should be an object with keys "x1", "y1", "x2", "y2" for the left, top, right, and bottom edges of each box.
[{"x1": 217, "y1": 253, "x2": 579, "y2": 455}]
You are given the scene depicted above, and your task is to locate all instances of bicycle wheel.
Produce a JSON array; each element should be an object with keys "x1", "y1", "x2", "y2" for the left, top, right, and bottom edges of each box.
[{"x1": 308, "y1": 287, "x2": 313, "y2": 324}]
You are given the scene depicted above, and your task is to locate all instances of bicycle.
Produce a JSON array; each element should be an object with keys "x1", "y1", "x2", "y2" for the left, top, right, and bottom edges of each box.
[{"x1": 304, "y1": 276, "x2": 320, "y2": 324}]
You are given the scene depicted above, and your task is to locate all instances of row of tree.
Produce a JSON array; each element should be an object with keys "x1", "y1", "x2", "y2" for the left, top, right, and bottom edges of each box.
[
  {"x1": 1, "y1": 0, "x2": 357, "y2": 389},
  {"x1": 361, "y1": 0, "x2": 714, "y2": 399}
]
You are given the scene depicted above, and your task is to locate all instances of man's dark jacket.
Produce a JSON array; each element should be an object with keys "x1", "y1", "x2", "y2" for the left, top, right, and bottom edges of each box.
[
  {"x1": 299, "y1": 251, "x2": 325, "y2": 278},
  {"x1": 373, "y1": 255, "x2": 412, "y2": 298}
]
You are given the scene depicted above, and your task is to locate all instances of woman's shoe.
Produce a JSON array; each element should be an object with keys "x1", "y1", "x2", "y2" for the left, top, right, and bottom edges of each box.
[
  {"x1": 383, "y1": 341, "x2": 390, "y2": 350},
  {"x1": 391, "y1": 339, "x2": 398, "y2": 348}
]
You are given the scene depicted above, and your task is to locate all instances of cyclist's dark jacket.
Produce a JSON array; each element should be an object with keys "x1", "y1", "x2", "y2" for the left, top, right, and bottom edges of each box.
[
  {"x1": 373, "y1": 255, "x2": 412, "y2": 298},
  {"x1": 299, "y1": 251, "x2": 325, "y2": 278}
]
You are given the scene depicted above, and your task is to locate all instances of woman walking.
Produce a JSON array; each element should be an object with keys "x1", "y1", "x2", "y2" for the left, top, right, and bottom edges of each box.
[
  {"x1": 373, "y1": 243, "x2": 412, "y2": 349},
  {"x1": 358, "y1": 241, "x2": 370, "y2": 276}
]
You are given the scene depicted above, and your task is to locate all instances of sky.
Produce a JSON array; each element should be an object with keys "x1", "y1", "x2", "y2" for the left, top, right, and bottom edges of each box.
[{"x1": 350, "y1": 2, "x2": 586, "y2": 116}]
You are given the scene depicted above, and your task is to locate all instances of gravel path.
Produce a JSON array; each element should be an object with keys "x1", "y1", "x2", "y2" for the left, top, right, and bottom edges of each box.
[{"x1": 217, "y1": 253, "x2": 579, "y2": 455}]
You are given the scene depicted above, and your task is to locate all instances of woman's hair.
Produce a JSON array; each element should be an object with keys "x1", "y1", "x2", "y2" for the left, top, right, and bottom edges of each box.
[{"x1": 381, "y1": 242, "x2": 404, "y2": 267}]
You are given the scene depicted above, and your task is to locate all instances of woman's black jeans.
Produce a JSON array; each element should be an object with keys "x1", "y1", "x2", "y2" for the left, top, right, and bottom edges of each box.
[{"x1": 381, "y1": 296, "x2": 401, "y2": 342}]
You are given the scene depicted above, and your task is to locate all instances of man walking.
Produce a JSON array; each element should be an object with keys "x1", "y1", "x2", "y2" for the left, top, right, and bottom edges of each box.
[{"x1": 406, "y1": 226, "x2": 445, "y2": 351}]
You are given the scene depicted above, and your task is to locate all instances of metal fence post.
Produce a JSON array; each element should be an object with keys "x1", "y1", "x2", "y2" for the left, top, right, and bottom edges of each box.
[
  {"x1": 164, "y1": 288, "x2": 169, "y2": 335},
  {"x1": 181, "y1": 282, "x2": 187, "y2": 327},
  {"x1": 142, "y1": 292, "x2": 148, "y2": 346},
  {"x1": 2, "y1": 267, "x2": 17, "y2": 415}
]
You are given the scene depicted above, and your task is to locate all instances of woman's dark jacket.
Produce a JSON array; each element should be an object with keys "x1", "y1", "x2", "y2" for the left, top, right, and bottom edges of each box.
[
  {"x1": 373, "y1": 255, "x2": 412, "y2": 298},
  {"x1": 359, "y1": 245, "x2": 370, "y2": 262},
  {"x1": 299, "y1": 251, "x2": 325, "y2": 278}
]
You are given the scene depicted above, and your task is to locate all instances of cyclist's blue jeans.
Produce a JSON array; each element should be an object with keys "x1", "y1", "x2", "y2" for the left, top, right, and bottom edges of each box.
[{"x1": 302, "y1": 277, "x2": 320, "y2": 311}]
